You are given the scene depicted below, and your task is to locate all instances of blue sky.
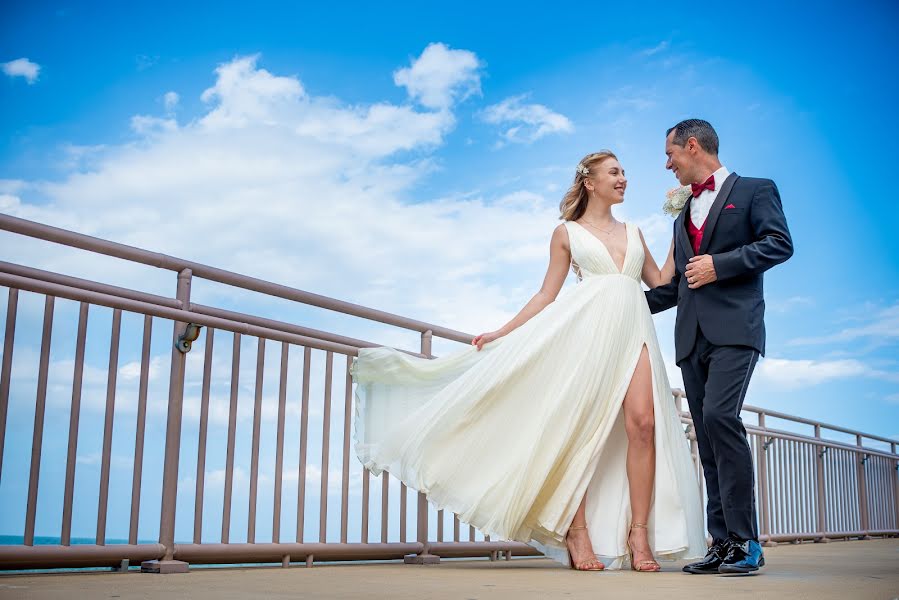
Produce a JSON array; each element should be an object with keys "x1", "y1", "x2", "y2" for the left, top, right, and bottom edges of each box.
[{"x1": 1, "y1": 1, "x2": 897, "y2": 543}]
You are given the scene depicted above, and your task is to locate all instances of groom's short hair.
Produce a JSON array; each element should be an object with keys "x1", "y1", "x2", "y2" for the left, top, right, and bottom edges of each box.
[{"x1": 667, "y1": 119, "x2": 719, "y2": 156}]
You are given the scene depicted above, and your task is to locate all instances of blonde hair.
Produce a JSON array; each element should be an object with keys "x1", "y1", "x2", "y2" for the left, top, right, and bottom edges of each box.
[{"x1": 559, "y1": 150, "x2": 618, "y2": 221}]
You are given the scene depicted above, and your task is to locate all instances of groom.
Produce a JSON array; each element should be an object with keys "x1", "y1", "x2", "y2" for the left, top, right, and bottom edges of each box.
[{"x1": 645, "y1": 119, "x2": 793, "y2": 574}]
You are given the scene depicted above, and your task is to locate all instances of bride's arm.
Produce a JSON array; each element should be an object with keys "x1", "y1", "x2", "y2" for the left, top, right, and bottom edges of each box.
[
  {"x1": 639, "y1": 229, "x2": 675, "y2": 289},
  {"x1": 473, "y1": 224, "x2": 571, "y2": 350}
]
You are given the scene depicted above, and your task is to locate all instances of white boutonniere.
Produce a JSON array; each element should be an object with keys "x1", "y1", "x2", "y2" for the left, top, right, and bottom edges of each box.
[{"x1": 663, "y1": 186, "x2": 692, "y2": 217}]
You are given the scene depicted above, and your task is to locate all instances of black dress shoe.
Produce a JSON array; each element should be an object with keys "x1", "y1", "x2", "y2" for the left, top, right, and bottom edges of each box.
[
  {"x1": 718, "y1": 539, "x2": 765, "y2": 574},
  {"x1": 682, "y1": 539, "x2": 731, "y2": 574}
]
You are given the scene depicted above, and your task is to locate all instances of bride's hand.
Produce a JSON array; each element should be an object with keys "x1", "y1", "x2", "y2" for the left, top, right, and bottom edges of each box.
[{"x1": 472, "y1": 330, "x2": 503, "y2": 351}]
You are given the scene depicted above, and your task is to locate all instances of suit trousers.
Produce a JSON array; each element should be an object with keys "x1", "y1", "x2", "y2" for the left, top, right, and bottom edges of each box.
[{"x1": 680, "y1": 325, "x2": 760, "y2": 542}]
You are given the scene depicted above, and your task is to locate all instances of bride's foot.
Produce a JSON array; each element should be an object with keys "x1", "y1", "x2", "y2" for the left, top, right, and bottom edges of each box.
[
  {"x1": 565, "y1": 525, "x2": 604, "y2": 571},
  {"x1": 627, "y1": 523, "x2": 661, "y2": 572}
]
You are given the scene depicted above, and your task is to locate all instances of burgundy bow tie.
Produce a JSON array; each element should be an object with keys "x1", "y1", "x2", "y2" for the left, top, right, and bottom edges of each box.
[{"x1": 691, "y1": 174, "x2": 715, "y2": 197}]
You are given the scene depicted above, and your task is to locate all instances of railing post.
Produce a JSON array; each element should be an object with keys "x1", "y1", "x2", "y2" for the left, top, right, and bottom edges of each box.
[
  {"x1": 856, "y1": 434, "x2": 872, "y2": 540},
  {"x1": 892, "y1": 442, "x2": 899, "y2": 534},
  {"x1": 757, "y1": 412, "x2": 775, "y2": 547},
  {"x1": 404, "y1": 330, "x2": 439, "y2": 565},
  {"x1": 142, "y1": 268, "x2": 193, "y2": 573},
  {"x1": 814, "y1": 425, "x2": 829, "y2": 542}
]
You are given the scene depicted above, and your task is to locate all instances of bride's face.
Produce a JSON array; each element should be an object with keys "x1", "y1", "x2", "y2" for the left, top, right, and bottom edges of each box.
[{"x1": 584, "y1": 157, "x2": 627, "y2": 205}]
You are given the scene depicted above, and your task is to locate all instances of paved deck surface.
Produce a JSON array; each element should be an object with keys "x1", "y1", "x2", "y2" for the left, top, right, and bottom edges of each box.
[{"x1": 1, "y1": 538, "x2": 897, "y2": 599}]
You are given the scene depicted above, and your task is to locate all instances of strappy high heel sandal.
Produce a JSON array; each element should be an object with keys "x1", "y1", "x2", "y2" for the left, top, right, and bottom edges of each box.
[
  {"x1": 627, "y1": 523, "x2": 661, "y2": 572},
  {"x1": 565, "y1": 525, "x2": 604, "y2": 571}
]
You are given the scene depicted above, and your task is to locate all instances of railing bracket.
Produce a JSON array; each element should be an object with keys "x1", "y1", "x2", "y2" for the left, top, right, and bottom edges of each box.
[{"x1": 176, "y1": 323, "x2": 202, "y2": 353}]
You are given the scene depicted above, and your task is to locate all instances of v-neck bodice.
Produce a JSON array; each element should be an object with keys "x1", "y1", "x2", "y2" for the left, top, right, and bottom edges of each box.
[{"x1": 565, "y1": 221, "x2": 643, "y2": 281}]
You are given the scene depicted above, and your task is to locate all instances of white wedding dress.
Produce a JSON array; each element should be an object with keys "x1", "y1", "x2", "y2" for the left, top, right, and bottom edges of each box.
[{"x1": 351, "y1": 221, "x2": 706, "y2": 569}]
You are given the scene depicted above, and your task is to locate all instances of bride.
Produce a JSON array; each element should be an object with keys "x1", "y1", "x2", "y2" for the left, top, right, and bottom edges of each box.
[{"x1": 351, "y1": 150, "x2": 706, "y2": 571}]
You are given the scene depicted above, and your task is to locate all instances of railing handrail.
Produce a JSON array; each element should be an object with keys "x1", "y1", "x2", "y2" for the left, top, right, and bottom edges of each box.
[
  {"x1": 741, "y1": 404, "x2": 898, "y2": 447},
  {"x1": 0, "y1": 213, "x2": 471, "y2": 343},
  {"x1": 677, "y1": 412, "x2": 897, "y2": 459},
  {"x1": 0, "y1": 260, "x2": 396, "y2": 352}
]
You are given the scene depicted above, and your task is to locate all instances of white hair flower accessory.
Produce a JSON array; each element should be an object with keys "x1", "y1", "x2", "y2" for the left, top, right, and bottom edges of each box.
[
  {"x1": 576, "y1": 163, "x2": 590, "y2": 176},
  {"x1": 663, "y1": 185, "x2": 692, "y2": 217}
]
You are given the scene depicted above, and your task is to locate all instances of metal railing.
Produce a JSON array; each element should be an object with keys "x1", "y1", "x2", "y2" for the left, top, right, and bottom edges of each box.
[{"x1": 0, "y1": 213, "x2": 896, "y2": 571}]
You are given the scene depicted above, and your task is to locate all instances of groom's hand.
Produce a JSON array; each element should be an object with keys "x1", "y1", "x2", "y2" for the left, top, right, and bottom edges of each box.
[{"x1": 686, "y1": 255, "x2": 717, "y2": 289}]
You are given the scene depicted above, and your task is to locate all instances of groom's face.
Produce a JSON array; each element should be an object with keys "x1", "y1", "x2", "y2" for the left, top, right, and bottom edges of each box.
[{"x1": 665, "y1": 131, "x2": 697, "y2": 185}]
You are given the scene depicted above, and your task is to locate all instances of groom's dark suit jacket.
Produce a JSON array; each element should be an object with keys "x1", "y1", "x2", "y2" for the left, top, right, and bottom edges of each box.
[{"x1": 645, "y1": 173, "x2": 793, "y2": 363}]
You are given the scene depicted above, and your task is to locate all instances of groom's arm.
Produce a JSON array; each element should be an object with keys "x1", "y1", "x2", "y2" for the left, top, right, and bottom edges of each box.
[
  {"x1": 712, "y1": 180, "x2": 794, "y2": 281},
  {"x1": 644, "y1": 275, "x2": 678, "y2": 314},
  {"x1": 645, "y1": 223, "x2": 681, "y2": 314}
]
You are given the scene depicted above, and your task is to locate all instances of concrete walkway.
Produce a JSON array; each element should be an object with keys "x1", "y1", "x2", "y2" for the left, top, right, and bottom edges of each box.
[{"x1": 1, "y1": 538, "x2": 897, "y2": 599}]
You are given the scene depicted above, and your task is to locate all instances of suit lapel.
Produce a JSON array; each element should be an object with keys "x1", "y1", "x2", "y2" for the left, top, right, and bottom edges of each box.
[
  {"x1": 697, "y1": 172, "x2": 739, "y2": 255},
  {"x1": 677, "y1": 196, "x2": 695, "y2": 259}
]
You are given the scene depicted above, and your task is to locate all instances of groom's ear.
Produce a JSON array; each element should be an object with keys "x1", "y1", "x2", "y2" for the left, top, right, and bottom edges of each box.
[
  {"x1": 686, "y1": 136, "x2": 709, "y2": 156},
  {"x1": 686, "y1": 136, "x2": 699, "y2": 153}
]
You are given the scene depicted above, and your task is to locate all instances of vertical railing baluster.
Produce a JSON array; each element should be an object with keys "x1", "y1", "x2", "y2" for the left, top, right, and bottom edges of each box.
[
  {"x1": 130, "y1": 315, "x2": 152, "y2": 545},
  {"x1": 400, "y1": 483, "x2": 407, "y2": 543},
  {"x1": 319, "y1": 352, "x2": 333, "y2": 543},
  {"x1": 361, "y1": 465, "x2": 370, "y2": 543},
  {"x1": 839, "y1": 449, "x2": 848, "y2": 532},
  {"x1": 0, "y1": 288, "x2": 19, "y2": 487},
  {"x1": 193, "y1": 327, "x2": 214, "y2": 544},
  {"x1": 61, "y1": 302, "x2": 88, "y2": 546},
  {"x1": 827, "y1": 445, "x2": 835, "y2": 535},
  {"x1": 775, "y1": 439, "x2": 783, "y2": 535},
  {"x1": 876, "y1": 455, "x2": 883, "y2": 529},
  {"x1": 272, "y1": 341, "x2": 288, "y2": 543},
  {"x1": 843, "y1": 446, "x2": 850, "y2": 534},
  {"x1": 757, "y1": 414, "x2": 771, "y2": 541},
  {"x1": 807, "y1": 443, "x2": 815, "y2": 533},
  {"x1": 222, "y1": 332, "x2": 241, "y2": 544},
  {"x1": 24, "y1": 295, "x2": 54, "y2": 546},
  {"x1": 892, "y1": 443, "x2": 898, "y2": 531},
  {"x1": 97, "y1": 308, "x2": 122, "y2": 545},
  {"x1": 340, "y1": 356, "x2": 352, "y2": 543},
  {"x1": 247, "y1": 338, "x2": 265, "y2": 544},
  {"x1": 381, "y1": 471, "x2": 389, "y2": 543},
  {"x1": 788, "y1": 440, "x2": 797, "y2": 535},
  {"x1": 297, "y1": 347, "x2": 311, "y2": 543}
]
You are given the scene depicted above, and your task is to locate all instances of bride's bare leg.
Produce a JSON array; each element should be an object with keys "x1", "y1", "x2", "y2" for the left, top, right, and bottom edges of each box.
[
  {"x1": 623, "y1": 345, "x2": 660, "y2": 571},
  {"x1": 565, "y1": 495, "x2": 603, "y2": 570}
]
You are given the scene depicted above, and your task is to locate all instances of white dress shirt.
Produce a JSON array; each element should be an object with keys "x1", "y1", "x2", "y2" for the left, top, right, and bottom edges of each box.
[{"x1": 690, "y1": 166, "x2": 730, "y2": 228}]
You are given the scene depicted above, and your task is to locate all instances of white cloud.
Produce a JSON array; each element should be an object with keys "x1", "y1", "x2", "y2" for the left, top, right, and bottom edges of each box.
[
  {"x1": 885, "y1": 393, "x2": 899, "y2": 405},
  {"x1": 640, "y1": 41, "x2": 670, "y2": 57},
  {"x1": 393, "y1": 42, "x2": 483, "y2": 110},
  {"x1": 790, "y1": 302, "x2": 899, "y2": 345},
  {"x1": 2, "y1": 58, "x2": 41, "y2": 84},
  {"x1": 754, "y1": 357, "x2": 899, "y2": 390},
  {"x1": 163, "y1": 91, "x2": 180, "y2": 112},
  {"x1": 119, "y1": 355, "x2": 166, "y2": 381},
  {"x1": 200, "y1": 54, "x2": 305, "y2": 129},
  {"x1": 480, "y1": 95, "x2": 573, "y2": 145},
  {"x1": 770, "y1": 295, "x2": 815, "y2": 314},
  {"x1": 130, "y1": 115, "x2": 178, "y2": 135},
  {"x1": 3, "y1": 51, "x2": 560, "y2": 342}
]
